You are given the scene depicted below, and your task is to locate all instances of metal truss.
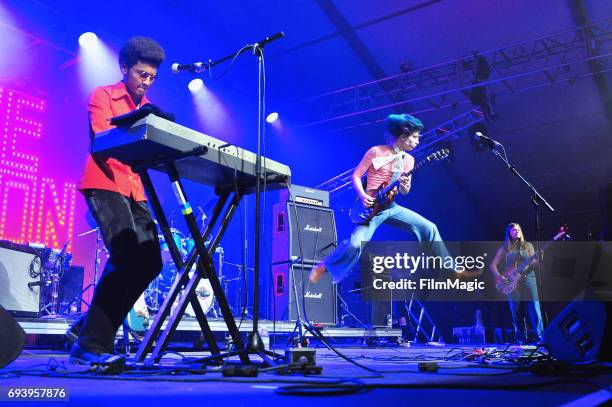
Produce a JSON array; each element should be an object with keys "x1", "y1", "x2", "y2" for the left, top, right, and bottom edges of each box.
[
  {"x1": 402, "y1": 294, "x2": 444, "y2": 344},
  {"x1": 0, "y1": 21, "x2": 78, "y2": 69},
  {"x1": 295, "y1": 18, "x2": 612, "y2": 133},
  {"x1": 316, "y1": 108, "x2": 485, "y2": 193}
]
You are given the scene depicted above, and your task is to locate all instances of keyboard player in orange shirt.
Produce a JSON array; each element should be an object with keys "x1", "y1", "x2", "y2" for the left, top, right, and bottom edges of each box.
[{"x1": 67, "y1": 36, "x2": 165, "y2": 364}]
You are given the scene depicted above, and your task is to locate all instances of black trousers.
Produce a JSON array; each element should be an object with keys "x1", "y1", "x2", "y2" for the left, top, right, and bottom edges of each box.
[{"x1": 77, "y1": 189, "x2": 162, "y2": 353}]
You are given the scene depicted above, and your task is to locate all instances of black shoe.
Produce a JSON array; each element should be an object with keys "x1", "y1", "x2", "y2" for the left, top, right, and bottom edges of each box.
[{"x1": 69, "y1": 343, "x2": 114, "y2": 365}]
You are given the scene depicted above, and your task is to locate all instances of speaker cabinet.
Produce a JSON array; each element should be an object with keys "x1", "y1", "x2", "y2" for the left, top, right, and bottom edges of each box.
[
  {"x1": 0, "y1": 243, "x2": 41, "y2": 317},
  {"x1": 272, "y1": 202, "x2": 337, "y2": 264},
  {"x1": 542, "y1": 301, "x2": 606, "y2": 362},
  {"x1": 271, "y1": 262, "x2": 336, "y2": 325},
  {"x1": 0, "y1": 305, "x2": 26, "y2": 368}
]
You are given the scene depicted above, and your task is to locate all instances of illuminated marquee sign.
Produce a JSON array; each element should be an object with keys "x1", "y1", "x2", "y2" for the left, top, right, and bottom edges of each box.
[{"x1": 0, "y1": 86, "x2": 76, "y2": 250}]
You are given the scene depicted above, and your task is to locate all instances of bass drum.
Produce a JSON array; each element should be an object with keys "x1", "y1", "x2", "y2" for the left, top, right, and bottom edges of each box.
[
  {"x1": 127, "y1": 293, "x2": 150, "y2": 332},
  {"x1": 133, "y1": 264, "x2": 178, "y2": 317},
  {"x1": 128, "y1": 268, "x2": 215, "y2": 331},
  {"x1": 175, "y1": 270, "x2": 215, "y2": 317}
]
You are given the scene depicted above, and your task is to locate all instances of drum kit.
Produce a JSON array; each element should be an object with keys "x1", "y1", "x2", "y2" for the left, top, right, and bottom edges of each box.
[
  {"x1": 128, "y1": 228, "x2": 239, "y2": 331},
  {"x1": 79, "y1": 207, "x2": 243, "y2": 332}
]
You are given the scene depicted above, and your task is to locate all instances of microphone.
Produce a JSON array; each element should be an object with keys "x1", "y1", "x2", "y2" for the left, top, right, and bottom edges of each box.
[
  {"x1": 474, "y1": 131, "x2": 501, "y2": 147},
  {"x1": 58, "y1": 240, "x2": 70, "y2": 258},
  {"x1": 56, "y1": 239, "x2": 70, "y2": 270},
  {"x1": 171, "y1": 62, "x2": 206, "y2": 74}
]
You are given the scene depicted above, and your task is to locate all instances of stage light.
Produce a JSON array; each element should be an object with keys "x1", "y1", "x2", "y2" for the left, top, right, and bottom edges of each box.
[
  {"x1": 188, "y1": 79, "x2": 204, "y2": 93},
  {"x1": 266, "y1": 112, "x2": 279, "y2": 123},
  {"x1": 77, "y1": 34, "x2": 119, "y2": 94},
  {"x1": 78, "y1": 32, "x2": 98, "y2": 48}
]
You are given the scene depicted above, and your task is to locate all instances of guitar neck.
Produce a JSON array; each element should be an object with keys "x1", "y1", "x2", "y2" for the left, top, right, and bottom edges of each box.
[{"x1": 515, "y1": 237, "x2": 562, "y2": 276}]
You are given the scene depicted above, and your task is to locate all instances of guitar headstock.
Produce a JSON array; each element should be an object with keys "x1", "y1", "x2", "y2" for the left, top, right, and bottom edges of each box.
[
  {"x1": 553, "y1": 224, "x2": 570, "y2": 241},
  {"x1": 426, "y1": 148, "x2": 450, "y2": 162}
]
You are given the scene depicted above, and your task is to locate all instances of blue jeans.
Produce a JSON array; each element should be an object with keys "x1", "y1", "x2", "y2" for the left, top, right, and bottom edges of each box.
[
  {"x1": 324, "y1": 202, "x2": 447, "y2": 283},
  {"x1": 508, "y1": 272, "x2": 544, "y2": 342}
]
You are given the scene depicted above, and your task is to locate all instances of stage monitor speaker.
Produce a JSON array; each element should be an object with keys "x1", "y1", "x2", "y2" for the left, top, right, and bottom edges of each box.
[
  {"x1": 0, "y1": 305, "x2": 26, "y2": 368},
  {"x1": 599, "y1": 183, "x2": 612, "y2": 240},
  {"x1": 541, "y1": 301, "x2": 606, "y2": 362},
  {"x1": 272, "y1": 202, "x2": 337, "y2": 264},
  {"x1": 271, "y1": 263, "x2": 336, "y2": 325},
  {"x1": 0, "y1": 243, "x2": 41, "y2": 317}
]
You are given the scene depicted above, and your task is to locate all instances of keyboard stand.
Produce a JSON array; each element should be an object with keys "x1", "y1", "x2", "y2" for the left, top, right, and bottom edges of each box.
[{"x1": 132, "y1": 149, "x2": 250, "y2": 365}]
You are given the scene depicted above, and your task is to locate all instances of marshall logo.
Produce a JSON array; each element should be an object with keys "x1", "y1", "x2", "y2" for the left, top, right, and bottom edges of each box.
[
  {"x1": 304, "y1": 224, "x2": 323, "y2": 233},
  {"x1": 304, "y1": 291, "x2": 322, "y2": 299}
]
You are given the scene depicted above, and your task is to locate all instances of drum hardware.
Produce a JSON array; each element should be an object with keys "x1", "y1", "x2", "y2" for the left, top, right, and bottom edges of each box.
[
  {"x1": 159, "y1": 228, "x2": 187, "y2": 265},
  {"x1": 128, "y1": 238, "x2": 243, "y2": 330},
  {"x1": 38, "y1": 241, "x2": 73, "y2": 319},
  {"x1": 128, "y1": 259, "x2": 219, "y2": 330},
  {"x1": 73, "y1": 227, "x2": 106, "y2": 311}
]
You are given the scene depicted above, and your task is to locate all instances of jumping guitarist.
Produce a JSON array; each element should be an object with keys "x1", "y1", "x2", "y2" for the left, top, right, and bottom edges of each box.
[
  {"x1": 309, "y1": 113, "x2": 452, "y2": 284},
  {"x1": 489, "y1": 222, "x2": 544, "y2": 344}
]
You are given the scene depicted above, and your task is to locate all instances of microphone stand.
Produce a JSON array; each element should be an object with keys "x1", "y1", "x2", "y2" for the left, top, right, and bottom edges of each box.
[
  {"x1": 177, "y1": 32, "x2": 285, "y2": 75},
  {"x1": 484, "y1": 138, "x2": 554, "y2": 329},
  {"x1": 180, "y1": 32, "x2": 286, "y2": 365},
  {"x1": 249, "y1": 33, "x2": 285, "y2": 362},
  {"x1": 75, "y1": 228, "x2": 104, "y2": 310}
]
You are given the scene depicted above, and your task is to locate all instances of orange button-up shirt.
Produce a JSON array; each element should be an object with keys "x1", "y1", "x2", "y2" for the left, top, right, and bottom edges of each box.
[{"x1": 79, "y1": 81, "x2": 149, "y2": 201}]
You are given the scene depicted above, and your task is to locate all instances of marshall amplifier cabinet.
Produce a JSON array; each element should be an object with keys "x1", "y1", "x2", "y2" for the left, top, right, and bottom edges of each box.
[
  {"x1": 0, "y1": 242, "x2": 42, "y2": 317},
  {"x1": 272, "y1": 202, "x2": 337, "y2": 265},
  {"x1": 279, "y1": 184, "x2": 330, "y2": 208},
  {"x1": 272, "y1": 262, "x2": 336, "y2": 325}
]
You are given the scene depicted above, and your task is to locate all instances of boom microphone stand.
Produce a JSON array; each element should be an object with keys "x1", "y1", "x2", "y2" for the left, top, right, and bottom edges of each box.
[
  {"x1": 249, "y1": 34, "x2": 291, "y2": 363},
  {"x1": 478, "y1": 133, "x2": 554, "y2": 328},
  {"x1": 173, "y1": 32, "x2": 286, "y2": 365}
]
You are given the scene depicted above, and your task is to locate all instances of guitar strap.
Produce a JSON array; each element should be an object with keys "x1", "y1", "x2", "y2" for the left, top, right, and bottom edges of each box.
[{"x1": 390, "y1": 146, "x2": 404, "y2": 184}]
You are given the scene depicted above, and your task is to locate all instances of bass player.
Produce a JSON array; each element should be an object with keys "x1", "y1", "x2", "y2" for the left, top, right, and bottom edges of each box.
[{"x1": 489, "y1": 222, "x2": 544, "y2": 344}]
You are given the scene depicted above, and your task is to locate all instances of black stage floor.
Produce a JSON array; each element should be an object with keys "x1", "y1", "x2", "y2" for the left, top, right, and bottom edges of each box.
[{"x1": 1, "y1": 345, "x2": 611, "y2": 406}]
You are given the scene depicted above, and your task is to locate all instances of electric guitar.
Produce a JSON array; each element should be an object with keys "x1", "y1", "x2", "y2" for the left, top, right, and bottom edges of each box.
[
  {"x1": 495, "y1": 225, "x2": 569, "y2": 295},
  {"x1": 348, "y1": 149, "x2": 450, "y2": 225}
]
